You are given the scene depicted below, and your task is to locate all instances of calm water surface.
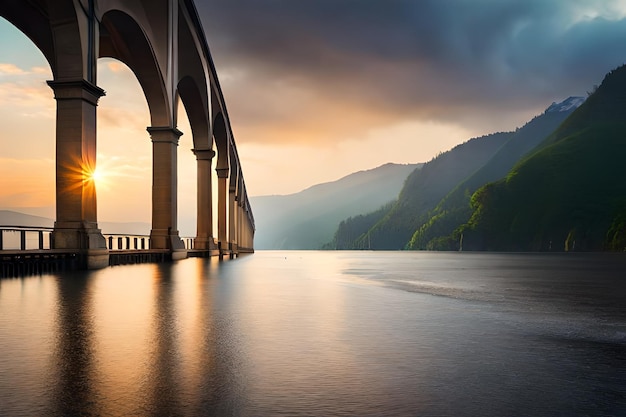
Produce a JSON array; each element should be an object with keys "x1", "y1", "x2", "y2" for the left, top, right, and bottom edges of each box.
[{"x1": 0, "y1": 251, "x2": 625, "y2": 416}]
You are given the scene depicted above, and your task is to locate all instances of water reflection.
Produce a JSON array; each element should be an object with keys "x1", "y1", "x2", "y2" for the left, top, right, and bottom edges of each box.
[
  {"x1": 144, "y1": 263, "x2": 182, "y2": 415},
  {"x1": 52, "y1": 271, "x2": 101, "y2": 416},
  {"x1": 45, "y1": 260, "x2": 221, "y2": 416},
  {"x1": 193, "y1": 257, "x2": 249, "y2": 415},
  {"x1": 47, "y1": 258, "x2": 250, "y2": 416},
  {"x1": 1, "y1": 252, "x2": 624, "y2": 416}
]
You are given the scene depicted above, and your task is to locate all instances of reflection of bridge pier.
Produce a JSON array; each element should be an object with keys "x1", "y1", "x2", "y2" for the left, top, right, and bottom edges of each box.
[
  {"x1": 0, "y1": 0, "x2": 254, "y2": 270},
  {"x1": 52, "y1": 272, "x2": 100, "y2": 415}
]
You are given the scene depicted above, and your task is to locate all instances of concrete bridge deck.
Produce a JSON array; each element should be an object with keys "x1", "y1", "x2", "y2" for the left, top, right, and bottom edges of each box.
[{"x1": 0, "y1": 247, "x2": 241, "y2": 278}]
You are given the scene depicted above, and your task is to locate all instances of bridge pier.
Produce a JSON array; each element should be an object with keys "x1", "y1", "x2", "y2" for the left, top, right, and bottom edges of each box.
[
  {"x1": 229, "y1": 187, "x2": 238, "y2": 253},
  {"x1": 47, "y1": 79, "x2": 109, "y2": 270},
  {"x1": 193, "y1": 148, "x2": 217, "y2": 250},
  {"x1": 216, "y1": 167, "x2": 229, "y2": 250},
  {"x1": 148, "y1": 127, "x2": 187, "y2": 260}
]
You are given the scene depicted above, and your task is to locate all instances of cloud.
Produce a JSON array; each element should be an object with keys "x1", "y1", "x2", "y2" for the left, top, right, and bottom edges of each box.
[
  {"x1": 97, "y1": 59, "x2": 151, "y2": 129},
  {"x1": 197, "y1": 0, "x2": 626, "y2": 144},
  {"x1": 106, "y1": 61, "x2": 127, "y2": 73},
  {"x1": 0, "y1": 62, "x2": 55, "y2": 119},
  {"x1": 0, "y1": 82, "x2": 54, "y2": 110},
  {"x1": 0, "y1": 62, "x2": 52, "y2": 77},
  {"x1": 98, "y1": 106, "x2": 149, "y2": 131},
  {"x1": 96, "y1": 153, "x2": 152, "y2": 180},
  {"x1": 0, "y1": 63, "x2": 26, "y2": 75}
]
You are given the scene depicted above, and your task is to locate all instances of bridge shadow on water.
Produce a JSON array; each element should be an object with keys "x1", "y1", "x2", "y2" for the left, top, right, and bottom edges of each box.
[{"x1": 14, "y1": 258, "x2": 247, "y2": 416}]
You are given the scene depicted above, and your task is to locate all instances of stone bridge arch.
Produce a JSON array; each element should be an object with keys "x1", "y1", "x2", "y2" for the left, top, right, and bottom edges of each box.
[
  {"x1": 99, "y1": 9, "x2": 171, "y2": 127},
  {"x1": 0, "y1": 0, "x2": 254, "y2": 267}
]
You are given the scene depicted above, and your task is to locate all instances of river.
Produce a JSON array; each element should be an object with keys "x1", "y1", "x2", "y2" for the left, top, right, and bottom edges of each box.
[{"x1": 0, "y1": 251, "x2": 625, "y2": 416}]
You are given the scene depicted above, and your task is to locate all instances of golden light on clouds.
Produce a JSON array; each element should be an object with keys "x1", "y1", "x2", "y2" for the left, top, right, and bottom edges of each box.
[
  {"x1": 239, "y1": 119, "x2": 473, "y2": 196},
  {"x1": 0, "y1": 63, "x2": 49, "y2": 76},
  {"x1": 0, "y1": 63, "x2": 25, "y2": 75},
  {"x1": 106, "y1": 61, "x2": 127, "y2": 73}
]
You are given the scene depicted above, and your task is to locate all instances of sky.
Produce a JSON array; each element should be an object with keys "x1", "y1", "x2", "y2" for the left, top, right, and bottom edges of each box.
[{"x1": 2, "y1": 0, "x2": 626, "y2": 234}]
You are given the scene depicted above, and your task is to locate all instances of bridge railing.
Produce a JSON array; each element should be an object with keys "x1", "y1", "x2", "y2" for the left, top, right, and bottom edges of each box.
[
  {"x1": 1, "y1": 227, "x2": 200, "y2": 252},
  {"x1": 0, "y1": 226, "x2": 53, "y2": 251},
  {"x1": 104, "y1": 234, "x2": 151, "y2": 251},
  {"x1": 103, "y1": 234, "x2": 197, "y2": 251}
]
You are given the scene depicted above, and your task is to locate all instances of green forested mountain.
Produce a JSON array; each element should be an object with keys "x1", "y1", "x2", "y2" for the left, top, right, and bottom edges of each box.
[
  {"x1": 323, "y1": 202, "x2": 393, "y2": 249},
  {"x1": 330, "y1": 132, "x2": 514, "y2": 250},
  {"x1": 408, "y1": 97, "x2": 583, "y2": 250},
  {"x1": 461, "y1": 65, "x2": 626, "y2": 251}
]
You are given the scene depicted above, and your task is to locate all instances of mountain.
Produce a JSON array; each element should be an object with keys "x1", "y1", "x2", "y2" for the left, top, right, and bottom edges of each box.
[
  {"x1": 323, "y1": 202, "x2": 394, "y2": 249},
  {"x1": 98, "y1": 221, "x2": 151, "y2": 235},
  {"x1": 0, "y1": 210, "x2": 54, "y2": 228},
  {"x1": 0, "y1": 210, "x2": 150, "y2": 235},
  {"x1": 332, "y1": 131, "x2": 514, "y2": 250},
  {"x1": 461, "y1": 65, "x2": 626, "y2": 251},
  {"x1": 407, "y1": 96, "x2": 584, "y2": 250},
  {"x1": 250, "y1": 163, "x2": 421, "y2": 249}
]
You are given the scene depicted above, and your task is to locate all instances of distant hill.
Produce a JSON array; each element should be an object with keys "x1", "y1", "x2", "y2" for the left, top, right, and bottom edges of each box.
[
  {"x1": 98, "y1": 221, "x2": 151, "y2": 235},
  {"x1": 250, "y1": 163, "x2": 421, "y2": 249},
  {"x1": 0, "y1": 210, "x2": 150, "y2": 235},
  {"x1": 330, "y1": 132, "x2": 513, "y2": 250},
  {"x1": 408, "y1": 96, "x2": 584, "y2": 250},
  {"x1": 462, "y1": 65, "x2": 626, "y2": 251},
  {"x1": 0, "y1": 210, "x2": 53, "y2": 228}
]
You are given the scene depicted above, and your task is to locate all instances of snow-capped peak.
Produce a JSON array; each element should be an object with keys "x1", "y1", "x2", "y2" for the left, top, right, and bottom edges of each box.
[{"x1": 545, "y1": 96, "x2": 585, "y2": 113}]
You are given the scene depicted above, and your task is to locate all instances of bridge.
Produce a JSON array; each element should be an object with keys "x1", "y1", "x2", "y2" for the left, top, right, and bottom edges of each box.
[{"x1": 0, "y1": 0, "x2": 255, "y2": 271}]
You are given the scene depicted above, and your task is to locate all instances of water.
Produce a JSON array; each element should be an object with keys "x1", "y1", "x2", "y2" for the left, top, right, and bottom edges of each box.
[{"x1": 0, "y1": 251, "x2": 625, "y2": 416}]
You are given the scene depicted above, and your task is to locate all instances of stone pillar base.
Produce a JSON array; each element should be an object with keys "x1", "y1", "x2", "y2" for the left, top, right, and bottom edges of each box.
[
  {"x1": 51, "y1": 223, "x2": 109, "y2": 270},
  {"x1": 150, "y1": 229, "x2": 188, "y2": 260},
  {"x1": 229, "y1": 242, "x2": 238, "y2": 254},
  {"x1": 194, "y1": 236, "x2": 217, "y2": 250}
]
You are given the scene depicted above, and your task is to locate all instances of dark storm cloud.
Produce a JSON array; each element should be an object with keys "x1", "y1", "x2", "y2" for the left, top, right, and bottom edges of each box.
[{"x1": 196, "y1": 0, "x2": 626, "y2": 142}]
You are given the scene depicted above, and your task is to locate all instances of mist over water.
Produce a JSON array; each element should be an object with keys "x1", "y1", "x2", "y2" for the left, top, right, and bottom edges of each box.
[{"x1": 0, "y1": 251, "x2": 625, "y2": 416}]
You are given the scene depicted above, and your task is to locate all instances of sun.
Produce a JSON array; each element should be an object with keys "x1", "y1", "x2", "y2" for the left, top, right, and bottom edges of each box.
[
  {"x1": 91, "y1": 167, "x2": 104, "y2": 183},
  {"x1": 83, "y1": 165, "x2": 109, "y2": 189}
]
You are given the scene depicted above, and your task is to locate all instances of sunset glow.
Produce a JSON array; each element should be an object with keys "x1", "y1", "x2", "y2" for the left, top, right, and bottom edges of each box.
[
  {"x1": 2, "y1": 0, "x2": 626, "y2": 230},
  {"x1": 89, "y1": 167, "x2": 105, "y2": 188},
  {"x1": 2, "y1": 2, "x2": 626, "y2": 416}
]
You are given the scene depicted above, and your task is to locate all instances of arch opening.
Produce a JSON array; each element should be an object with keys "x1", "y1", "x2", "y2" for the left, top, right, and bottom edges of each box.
[
  {"x1": 0, "y1": 17, "x2": 55, "y2": 222},
  {"x1": 213, "y1": 111, "x2": 230, "y2": 246},
  {"x1": 100, "y1": 9, "x2": 170, "y2": 127},
  {"x1": 176, "y1": 94, "x2": 198, "y2": 238},
  {"x1": 95, "y1": 57, "x2": 152, "y2": 235}
]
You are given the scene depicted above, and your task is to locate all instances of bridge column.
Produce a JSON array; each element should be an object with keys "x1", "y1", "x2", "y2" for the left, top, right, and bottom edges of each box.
[
  {"x1": 229, "y1": 190, "x2": 238, "y2": 254},
  {"x1": 216, "y1": 168, "x2": 228, "y2": 252},
  {"x1": 237, "y1": 203, "x2": 242, "y2": 250},
  {"x1": 193, "y1": 149, "x2": 216, "y2": 250},
  {"x1": 240, "y1": 207, "x2": 254, "y2": 253},
  {"x1": 148, "y1": 127, "x2": 187, "y2": 260},
  {"x1": 47, "y1": 79, "x2": 109, "y2": 269}
]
